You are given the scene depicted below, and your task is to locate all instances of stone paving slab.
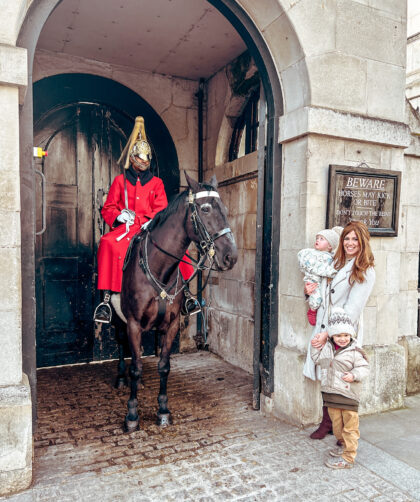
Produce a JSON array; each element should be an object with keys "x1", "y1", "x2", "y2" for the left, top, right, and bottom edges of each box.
[
  {"x1": 1, "y1": 352, "x2": 418, "y2": 501},
  {"x1": 357, "y1": 440, "x2": 420, "y2": 500},
  {"x1": 359, "y1": 394, "x2": 420, "y2": 471}
]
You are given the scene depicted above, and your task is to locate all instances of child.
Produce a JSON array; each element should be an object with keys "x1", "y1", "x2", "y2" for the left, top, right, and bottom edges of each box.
[
  {"x1": 311, "y1": 307, "x2": 369, "y2": 469},
  {"x1": 297, "y1": 226, "x2": 342, "y2": 325}
]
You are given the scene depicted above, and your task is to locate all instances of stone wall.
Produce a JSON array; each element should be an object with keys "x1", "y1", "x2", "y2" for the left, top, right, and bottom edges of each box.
[
  {"x1": 256, "y1": 0, "x2": 414, "y2": 426},
  {"x1": 407, "y1": 0, "x2": 420, "y2": 111},
  {"x1": 0, "y1": 37, "x2": 32, "y2": 495},
  {"x1": 399, "y1": 102, "x2": 420, "y2": 395},
  {"x1": 202, "y1": 54, "x2": 258, "y2": 374},
  {"x1": 268, "y1": 122, "x2": 420, "y2": 424},
  {"x1": 203, "y1": 1, "x2": 419, "y2": 420},
  {"x1": 205, "y1": 153, "x2": 257, "y2": 374}
]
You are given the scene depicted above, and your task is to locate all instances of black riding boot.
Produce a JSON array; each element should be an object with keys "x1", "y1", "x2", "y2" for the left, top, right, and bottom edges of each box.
[{"x1": 94, "y1": 290, "x2": 112, "y2": 323}]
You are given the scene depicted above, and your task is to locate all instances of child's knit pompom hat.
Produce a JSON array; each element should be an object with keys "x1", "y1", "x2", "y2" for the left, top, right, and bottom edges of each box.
[
  {"x1": 317, "y1": 226, "x2": 343, "y2": 251},
  {"x1": 328, "y1": 307, "x2": 356, "y2": 337}
]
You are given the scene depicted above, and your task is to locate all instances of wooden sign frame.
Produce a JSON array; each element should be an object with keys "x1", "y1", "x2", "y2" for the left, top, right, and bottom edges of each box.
[{"x1": 326, "y1": 165, "x2": 401, "y2": 237}]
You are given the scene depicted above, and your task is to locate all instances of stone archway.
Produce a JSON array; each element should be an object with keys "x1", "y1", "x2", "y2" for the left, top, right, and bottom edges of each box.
[
  {"x1": 17, "y1": 0, "x2": 299, "y2": 415},
  {"x1": 11, "y1": 0, "x2": 311, "y2": 493}
]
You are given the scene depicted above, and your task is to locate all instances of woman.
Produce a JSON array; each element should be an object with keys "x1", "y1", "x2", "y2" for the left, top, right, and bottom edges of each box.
[{"x1": 303, "y1": 220, "x2": 375, "y2": 439}]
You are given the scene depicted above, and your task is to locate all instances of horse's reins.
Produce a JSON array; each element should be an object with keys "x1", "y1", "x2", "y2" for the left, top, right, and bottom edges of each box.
[
  {"x1": 147, "y1": 230, "x2": 214, "y2": 297},
  {"x1": 140, "y1": 231, "x2": 183, "y2": 302},
  {"x1": 139, "y1": 188, "x2": 233, "y2": 306}
]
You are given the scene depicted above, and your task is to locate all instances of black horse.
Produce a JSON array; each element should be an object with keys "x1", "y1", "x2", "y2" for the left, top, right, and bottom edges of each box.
[{"x1": 118, "y1": 173, "x2": 237, "y2": 432}]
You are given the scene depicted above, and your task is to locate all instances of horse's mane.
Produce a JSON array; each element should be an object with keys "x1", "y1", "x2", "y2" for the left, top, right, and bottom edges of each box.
[{"x1": 148, "y1": 183, "x2": 215, "y2": 231}]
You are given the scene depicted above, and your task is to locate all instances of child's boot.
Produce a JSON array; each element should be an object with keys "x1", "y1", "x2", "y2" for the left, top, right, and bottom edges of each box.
[{"x1": 310, "y1": 406, "x2": 332, "y2": 439}]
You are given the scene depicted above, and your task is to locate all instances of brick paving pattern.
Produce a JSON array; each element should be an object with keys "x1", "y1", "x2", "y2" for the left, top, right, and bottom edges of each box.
[{"x1": 1, "y1": 352, "x2": 417, "y2": 501}]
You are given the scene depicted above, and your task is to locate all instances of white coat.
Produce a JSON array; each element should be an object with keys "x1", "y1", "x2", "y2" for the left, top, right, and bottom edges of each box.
[{"x1": 303, "y1": 258, "x2": 375, "y2": 381}]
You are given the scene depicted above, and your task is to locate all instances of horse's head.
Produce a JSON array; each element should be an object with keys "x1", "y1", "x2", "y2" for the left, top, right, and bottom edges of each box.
[{"x1": 185, "y1": 173, "x2": 238, "y2": 271}]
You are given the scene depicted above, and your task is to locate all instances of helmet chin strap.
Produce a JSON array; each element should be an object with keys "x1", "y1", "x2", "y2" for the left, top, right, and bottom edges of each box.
[{"x1": 130, "y1": 155, "x2": 150, "y2": 171}]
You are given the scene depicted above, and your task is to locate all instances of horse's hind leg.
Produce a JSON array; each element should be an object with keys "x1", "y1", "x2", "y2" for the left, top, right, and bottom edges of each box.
[
  {"x1": 156, "y1": 320, "x2": 178, "y2": 427},
  {"x1": 125, "y1": 319, "x2": 143, "y2": 432},
  {"x1": 112, "y1": 308, "x2": 128, "y2": 389},
  {"x1": 115, "y1": 336, "x2": 128, "y2": 389}
]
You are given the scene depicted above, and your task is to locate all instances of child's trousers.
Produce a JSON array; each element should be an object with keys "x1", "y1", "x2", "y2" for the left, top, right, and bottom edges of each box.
[{"x1": 328, "y1": 407, "x2": 360, "y2": 463}]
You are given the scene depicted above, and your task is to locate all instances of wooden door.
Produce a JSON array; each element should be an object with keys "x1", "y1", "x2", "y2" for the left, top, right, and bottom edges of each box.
[{"x1": 34, "y1": 103, "x2": 131, "y2": 367}]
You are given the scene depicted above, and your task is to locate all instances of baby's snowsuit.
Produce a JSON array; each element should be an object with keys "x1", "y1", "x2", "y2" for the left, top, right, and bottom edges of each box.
[{"x1": 297, "y1": 248, "x2": 337, "y2": 310}]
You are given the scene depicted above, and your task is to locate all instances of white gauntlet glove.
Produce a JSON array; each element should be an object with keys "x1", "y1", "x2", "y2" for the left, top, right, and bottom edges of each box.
[
  {"x1": 115, "y1": 209, "x2": 136, "y2": 242},
  {"x1": 141, "y1": 219, "x2": 151, "y2": 230},
  {"x1": 117, "y1": 209, "x2": 135, "y2": 224},
  {"x1": 117, "y1": 212, "x2": 130, "y2": 223}
]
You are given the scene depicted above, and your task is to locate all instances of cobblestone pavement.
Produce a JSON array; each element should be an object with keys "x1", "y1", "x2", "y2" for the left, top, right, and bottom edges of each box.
[{"x1": 2, "y1": 352, "x2": 418, "y2": 501}]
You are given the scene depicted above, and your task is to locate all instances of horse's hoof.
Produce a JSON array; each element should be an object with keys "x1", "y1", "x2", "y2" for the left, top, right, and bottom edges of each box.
[
  {"x1": 157, "y1": 412, "x2": 172, "y2": 427},
  {"x1": 115, "y1": 376, "x2": 128, "y2": 389},
  {"x1": 124, "y1": 419, "x2": 139, "y2": 433}
]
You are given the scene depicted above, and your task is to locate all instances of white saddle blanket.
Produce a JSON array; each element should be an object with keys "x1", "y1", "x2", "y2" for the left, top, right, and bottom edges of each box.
[{"x1": 110, "y1": 293, "x2": 127, "y2": 323}]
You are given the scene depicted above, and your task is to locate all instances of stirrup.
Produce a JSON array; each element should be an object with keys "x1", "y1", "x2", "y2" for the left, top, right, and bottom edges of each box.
[
  {"x1": 93, "y1": 292, "x2": 112, "y2": 323},
  {"x1": 181, "y1": 296, "x2": 201, "y2": 317}
]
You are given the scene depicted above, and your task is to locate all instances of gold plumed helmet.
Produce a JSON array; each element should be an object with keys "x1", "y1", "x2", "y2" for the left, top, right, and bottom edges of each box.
[{"x1": 118, "y1": 116, "x2": 152, "y2": 170}]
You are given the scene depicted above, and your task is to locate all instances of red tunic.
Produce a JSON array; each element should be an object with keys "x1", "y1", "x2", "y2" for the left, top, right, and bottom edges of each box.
[{"x1": 97, "y1": 174, "x2": 193, "y2": 292}]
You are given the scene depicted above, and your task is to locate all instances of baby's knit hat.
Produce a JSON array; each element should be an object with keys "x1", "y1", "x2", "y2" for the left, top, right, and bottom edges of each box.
[
  {"x1": 317, "y1": 226, "x2": 343, "y2": 251},
  {"x1": 327, "y1": 307, "x2": 356, "y2": 337}
]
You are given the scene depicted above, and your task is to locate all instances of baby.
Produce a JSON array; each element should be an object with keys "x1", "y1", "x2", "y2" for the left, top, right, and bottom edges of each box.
[{"x1": 297, "y1": 226, "x2": 343, "y2": 325}]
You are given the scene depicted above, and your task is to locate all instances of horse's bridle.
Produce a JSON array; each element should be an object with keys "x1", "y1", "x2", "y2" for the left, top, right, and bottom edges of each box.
[
  {"x1": 187, "y1": 189, "x2": 233, "y2": 269},
  {"x1": 138, "y1": 187, "x2": 233, "y2": 306}
]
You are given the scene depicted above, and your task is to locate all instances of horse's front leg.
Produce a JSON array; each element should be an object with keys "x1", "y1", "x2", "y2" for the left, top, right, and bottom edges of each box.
[
  {"x1": 156, "y1": 318, "x2": 179, "y2": 427},
  {"x1": 125, "y1": 318, "x2": 143, "y2": 432}
]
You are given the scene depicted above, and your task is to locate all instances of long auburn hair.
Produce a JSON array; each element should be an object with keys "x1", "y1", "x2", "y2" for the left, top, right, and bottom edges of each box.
[{"x1": 334, "y1": 221, "x2": 374, "y2": 284}]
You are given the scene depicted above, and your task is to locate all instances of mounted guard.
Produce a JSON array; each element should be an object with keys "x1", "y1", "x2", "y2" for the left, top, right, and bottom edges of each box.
[
  {"x1": 94, "y1": 116, "x2": 193, "y2": 323},
  {"x1": 93, "y1": 115, "x2": 238, "y2": 431}
]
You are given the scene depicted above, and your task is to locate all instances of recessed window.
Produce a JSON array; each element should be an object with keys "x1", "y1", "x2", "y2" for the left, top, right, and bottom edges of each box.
[{"x1": 229, "y1": 88, "x2": 260, "y2": 162}]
